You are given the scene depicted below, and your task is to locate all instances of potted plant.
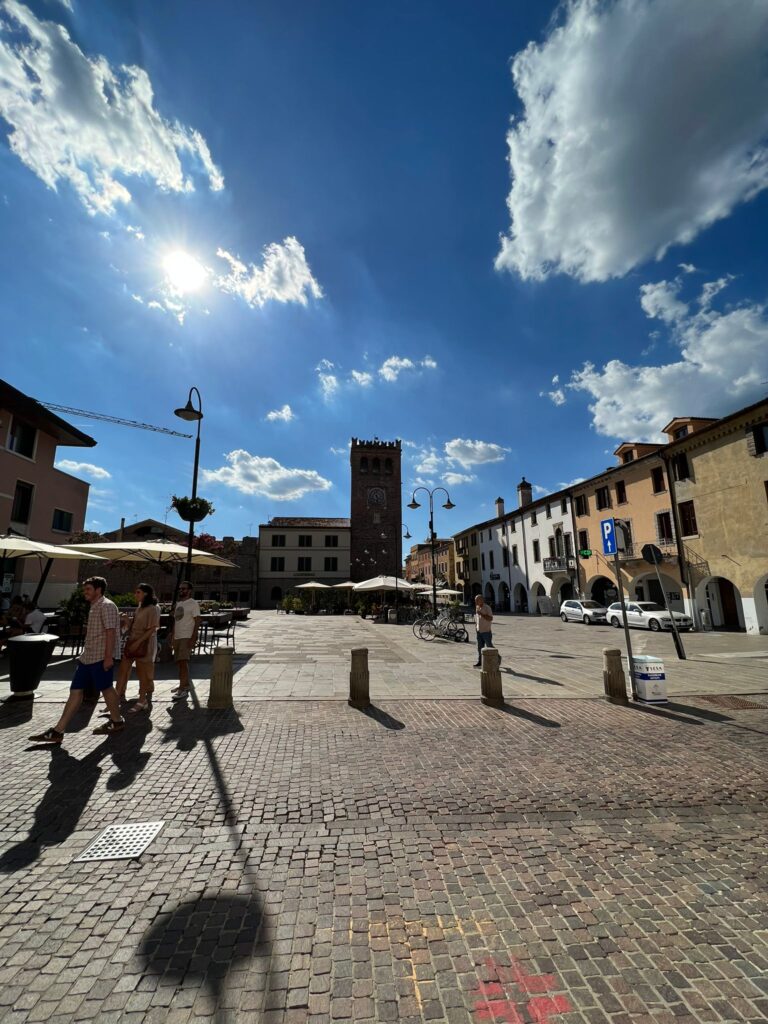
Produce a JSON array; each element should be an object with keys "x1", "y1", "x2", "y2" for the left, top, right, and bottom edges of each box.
[{"x1": 171, "y1": 495, "x2": 215, "y2": 523}]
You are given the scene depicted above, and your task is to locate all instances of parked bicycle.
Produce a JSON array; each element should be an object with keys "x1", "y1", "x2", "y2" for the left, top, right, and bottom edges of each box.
[{"x1": 412, "y1": 612, "x2": 468, "y2": 643}]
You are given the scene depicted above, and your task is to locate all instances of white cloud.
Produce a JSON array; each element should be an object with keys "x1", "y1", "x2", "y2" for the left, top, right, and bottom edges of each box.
[
  {"x1": 558, "y1": 477, "x2": 586, "y2": 489},
  {"x1": 55, "y1": 459, "x2": 111, "y2": 479},
  {"x1": 265, "y1": 404, "x2": 295, "y2": 423},
  {"x1": 541, "y1": 387, "x2": 566, "y2": 406},
  {"x1": 639, "y1": 279, "x2": 688, "y2": 324},
  {"x1": 495, "y1": 0, "x2": 768, "y2": 283},
  {"x1": 679, "y1": 263, "x2": 697, "y2": 275},
  {"x1": 215, "y1": 237, "x2": 322, "y2": 308},
  {"x1": 421, "y1": 355, "x2": 437, "y2": 369},
  {"x1": 379, "y1": 356, "x2": 415, "y2": 382},
  {"x1": 329, "y1": 445, "x2": 349, "y2": 456},
  {"x1": 203, "y1": 450, "x2": 332, "y2": 501},
  {"x1": 415, "y1": 448, "x2": 442, "y2": 475},
  {"x1": 0, "y1": 0, "x2": 224, "y2": 214},
  {"x1": 443, "y1": 471, "x2": 476, "y2": 486},
  {"x1": 125, "y1": 224, "x2": 145, "y2": 240},
  {"x1": 318, "y1": 373, "x2": 338, "y2": 400},
  {"x1": 533, "y1": 485, "x2": 548, "y2": 497},
  {"x1": 350, "y1": 370, "x2": 373, "y2": 386},
  {"x1": 444, "y1": 438, "x2": 510, "y2": 469},
  {"x1": 569, "y1": 275, "x2": 768, "y2": 439}
]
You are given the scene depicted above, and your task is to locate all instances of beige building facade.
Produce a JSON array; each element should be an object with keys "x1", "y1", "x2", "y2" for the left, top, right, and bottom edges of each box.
[{"x1": 257, "y1": 517, "x2": 351, "y2": 608}]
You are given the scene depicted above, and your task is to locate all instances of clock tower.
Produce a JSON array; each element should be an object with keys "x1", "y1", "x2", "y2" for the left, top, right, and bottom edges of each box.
[{"x1": 349, "y1": 437, "x2": 403, "y2": 581}]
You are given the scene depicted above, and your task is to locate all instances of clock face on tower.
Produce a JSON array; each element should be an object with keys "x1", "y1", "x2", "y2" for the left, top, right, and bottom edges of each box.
[{"x1": 367, "y1": 486, "x2": 386, "y2": 509}]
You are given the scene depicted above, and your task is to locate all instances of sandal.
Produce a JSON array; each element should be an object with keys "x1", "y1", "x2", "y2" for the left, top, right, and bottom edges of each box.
[
  {"x1": 92, "y1": 718, "x2": 125, "y2": 735},
  {"x1": 129, "y1": 700, "x2": 149, "y2": 713},
  {"x1": 28, "y1": 728, "x2": 63, "y2": 744}
]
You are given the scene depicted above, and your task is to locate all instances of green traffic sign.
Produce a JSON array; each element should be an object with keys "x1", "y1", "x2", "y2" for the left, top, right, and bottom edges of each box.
[{"x1": 579, "y1": 549, "x2": 592, "y2": 558}]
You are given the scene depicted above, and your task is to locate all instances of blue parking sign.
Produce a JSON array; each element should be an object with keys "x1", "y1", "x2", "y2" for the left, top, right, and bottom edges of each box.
[{"x1": 601, "y1": 518, "x2": 617, "y2": 555}]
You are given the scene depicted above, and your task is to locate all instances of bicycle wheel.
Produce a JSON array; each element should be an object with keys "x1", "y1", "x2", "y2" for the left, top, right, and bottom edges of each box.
[
  {"x1": 419, "y1": 620, "x2": 437, "y2": 641},
  {"x1": 412, "y1": 618, "x2": 426, "y2": 639}
]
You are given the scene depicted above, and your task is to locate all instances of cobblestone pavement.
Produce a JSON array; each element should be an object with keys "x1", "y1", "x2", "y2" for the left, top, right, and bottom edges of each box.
[
  {"x1": 6, "y1": 613, "x2": 768, "y2": 703},
  {"x1": 1, "y1": 693, "x2": 767, "y2": 1023}
]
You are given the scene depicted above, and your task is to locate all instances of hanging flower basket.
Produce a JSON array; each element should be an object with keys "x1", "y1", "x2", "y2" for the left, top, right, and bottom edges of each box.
[{"x1": 171, "y1": 495, "x2": 215, "y2": 524}]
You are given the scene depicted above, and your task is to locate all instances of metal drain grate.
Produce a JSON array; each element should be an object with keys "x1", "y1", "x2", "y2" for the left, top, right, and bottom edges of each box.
[
  {"x1": 697, "y1": 696, "x2": 768, "y2": 710},
  {"x1": 75, "y1": 821, "x2": 165, "y2": 862}
]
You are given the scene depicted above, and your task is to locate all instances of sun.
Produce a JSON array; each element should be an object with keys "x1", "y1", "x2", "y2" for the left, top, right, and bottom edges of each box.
[{"x1": 163, "y1": 250, "x2": 207, "y2": 293}]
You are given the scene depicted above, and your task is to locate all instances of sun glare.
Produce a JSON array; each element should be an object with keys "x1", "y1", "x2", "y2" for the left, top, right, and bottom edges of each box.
[{"x1": 163, "y1": 250, "x2": 207, "y2": 293}]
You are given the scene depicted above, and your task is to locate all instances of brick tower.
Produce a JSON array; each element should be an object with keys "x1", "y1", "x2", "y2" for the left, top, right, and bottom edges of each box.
[{"x1": 349, "y1": 438, "x2": 402, "y2": 581}]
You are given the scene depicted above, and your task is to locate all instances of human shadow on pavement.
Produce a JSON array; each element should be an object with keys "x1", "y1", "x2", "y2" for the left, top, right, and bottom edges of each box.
[
  {"x1": 0, "y1": 697, "x2": 33, "y2": 728},
  {"x1": 106, "y1": 718, "x2": 154, "y2": 791},
  {"x1": 495, "y1": 702, "x2": 561, "y2": 728},
  {"x1": 665, "y1": 701, "x2": 733, "y2": 723},
  {"x1": 501, "y1": 668, "x2": 564, "y2": 687},
  {"x1": 354, "y1": 704, "x2": 405, "y2": 730},
  {"x1": 0, "y1": 740, "x2": 108, "y2": 872},
  {"x1": 159, "y1": 697, "x2": 244, "y2": 752},
  {"x1": 628, "y1": 702, "x2": 704, "y2": 725},
  {"x1": 140, "y1": 892, "x2": 271, "y2": 1023}
]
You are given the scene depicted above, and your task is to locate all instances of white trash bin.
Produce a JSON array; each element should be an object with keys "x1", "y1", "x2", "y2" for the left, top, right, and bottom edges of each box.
[{"x1": 630, "y1": 655, "x2": 667, "y2": 704}]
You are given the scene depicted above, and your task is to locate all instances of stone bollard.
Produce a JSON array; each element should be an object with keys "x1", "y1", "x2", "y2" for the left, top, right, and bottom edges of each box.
[
  {"x1": 480, "y1": 646, "x2": 503, "y2": 706},
  {"x1": 349, "y1": 647, "x2": 370, "y2": 708},
  {"x1": 208, "y1": 646, "x2": 235, "y2": 710},
  {"x1": 603, "y1": 647, "x2": 628, "y2": 704}
]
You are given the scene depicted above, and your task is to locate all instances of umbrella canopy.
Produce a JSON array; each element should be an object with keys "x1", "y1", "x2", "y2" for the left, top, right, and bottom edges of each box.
[
  {"x1": 436, "y1": 588, "x2": 463, "y2": 596},
  {"x1": 353, "y1": 575, "x2": 417, "y2": 592},
  {"x1": 0, "y1": 536, "x2": 106, "y2": 561},
  {"x1": 62, "y1": 540, "x2": 236, "y2": 568},
  {"x1": 332, "y1": 581, "x2": 357, "y2": 589},
  {"x1": 295, "y1": 581, "x2": 331, "y2": 589}
]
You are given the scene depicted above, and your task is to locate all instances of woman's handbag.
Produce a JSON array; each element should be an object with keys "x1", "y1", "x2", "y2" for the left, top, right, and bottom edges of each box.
[{"x1": 124, "y1": 633, "x2": 150, "y2": 660}]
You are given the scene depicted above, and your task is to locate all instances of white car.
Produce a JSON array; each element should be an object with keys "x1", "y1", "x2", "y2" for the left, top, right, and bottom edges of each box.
[
  {"x1": 607, "y1": 601, "x2": 693, "y2": 632},
  {"x1": 560, "y1": 599, "x2": 608, "y2": 625}
]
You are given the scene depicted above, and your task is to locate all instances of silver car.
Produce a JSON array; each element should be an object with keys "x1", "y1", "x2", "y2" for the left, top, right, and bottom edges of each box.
[
  {"x1": 560, "y1": 599, "x2": 608, "y2": 625},
  {"x1": 607, "y1": 601, "x2": 693, "y2": 632}
]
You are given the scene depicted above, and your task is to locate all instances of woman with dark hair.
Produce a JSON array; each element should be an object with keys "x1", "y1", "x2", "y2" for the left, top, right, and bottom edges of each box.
[{"x1": 116, "y1": 584, "x2": 161, "y2": 712}]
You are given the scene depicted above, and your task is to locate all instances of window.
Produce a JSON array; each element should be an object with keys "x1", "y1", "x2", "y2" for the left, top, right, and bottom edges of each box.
[
  {"x1": 565, "y1": 533, "x2": 573, "y2": 557},
  {"x1": 751, "y1": 423, "x2": 768, "y2": 455},
  {"x1": 651, "y1": 466, "x2": 666, "y2": 493},
  {"x1": 548, "y1": 537, "x2": 555, "y2": 558},
  {"x1": 489, "y1": 551, "x2": 495, "y2": 570},
  {"x1": 656, "y1": 511, "x2": 674, "y2": 544},
  {"x1": 622, "y1": 450, "x2": 635, "y2": 463},
  {"x1": 298, "y1": 556, "x2": 312, "y2": 571},
  {"x1": 372, "y1": 458, "x2": 380, "y2": 474},
  {"x1": 502, "y1": 547, "x2": 509, "y2": 567},
  {"x1": 672, "y1": 453, "x2": 690, "y2": 481},
  {"x1": 324, "y1": 556, "x2": 338, "y2": 572},
  {"x1": 530, "y1": 510, "x2": 537, "y2": 526},
  {"x1": 52, "y1": 509, "x2": 73, "y2": 533},
  {"x1": 512, "y1": 545, "x2": 518, "y2": 566},
  {"x1": 578, "y1": 530, "x2": 589, "y2": 552},
  {"x1": 674, "y1": 425, "x2": 689, "y2": 440},
  {"x1": 596, "y1": 486, "x2": 612, "y2": 510},
  {"x1": 272, "y1": 534, "x2": 286, "y2": 547},
  {"x1": 7, "y1": 418, "x2": 36, "y2": 459},
  {"x1": 11, "y1": 481, "x2": 33, "y2": 524},
  {"x1": 533, "y1": 540, "x2": 541, "y2": 563},
  {"x1": 561, "y1": 498, "x2": 568, "y2": 514},
  {"x1": 510, "y1": 518, "x2": 516, "y2": 533},
  {"x1": 575, "y1": 494, "x2": 588, "y2": 517},
  {"x1": 325, "y1": 535, "x2": 338, "y2": 547},
  {"x1": 678, "y1": 500, "x2": 698, "y2": 537},
  {"x1": 615, "y1": 480, "x2": 627, "y2": 504},
  {"x1": 546, "y1": 503, "x2": 551, "y2": 519},
  {"x1": 270, "y1": 556, "x2": 285, "y2": 571},
  {"x1": 470, "y1": 533, "x2": 477, "y2": 546},
  {"x1": 472, "y1": 557, "x2": 478, "y2": 571},
  {"x1": 298, "y1": 535, "x2": 312, "y2": 547},
  {"x1": 385, "y1": 458, "x2": 393, "y2": 474},
  {"x1": 360, "y1": 457, "x2": 368, "y2": 473},
  {"x1": 481, "y1": 553, "x2": 486, "y2": 570}
]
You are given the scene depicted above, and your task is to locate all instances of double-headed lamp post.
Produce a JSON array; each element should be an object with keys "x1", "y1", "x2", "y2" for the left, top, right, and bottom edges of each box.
[
  {"x1": 174, "y1": 386, "x2": 204, "y2": 578},
  {"x1": 407, "y1": 487, "x2": 455, "y2": 617}
]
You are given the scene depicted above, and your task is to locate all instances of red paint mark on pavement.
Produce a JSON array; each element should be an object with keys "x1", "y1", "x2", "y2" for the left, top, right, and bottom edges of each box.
[{"x1": 472, "y1": 957, "x2": 572, "y2": 1024}]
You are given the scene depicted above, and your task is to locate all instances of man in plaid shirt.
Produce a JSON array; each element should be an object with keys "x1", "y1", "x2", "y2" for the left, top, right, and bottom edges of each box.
[{"x1": 30, "y1": 576, "x2": 125, "y2": 744}]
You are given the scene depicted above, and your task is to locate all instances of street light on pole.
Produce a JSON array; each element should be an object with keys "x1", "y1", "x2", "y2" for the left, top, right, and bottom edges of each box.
[
  {"x1": 174, "y1": 386, "x2": 204, "y2": 579},
  {"x1": 407, "y1": 486, "x2": 455, "y2": 617}
]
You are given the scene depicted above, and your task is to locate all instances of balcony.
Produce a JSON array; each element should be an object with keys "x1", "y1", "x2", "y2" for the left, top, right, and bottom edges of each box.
[{"x1": 542, "y1": 556, "x2": 577, "y2": 574}]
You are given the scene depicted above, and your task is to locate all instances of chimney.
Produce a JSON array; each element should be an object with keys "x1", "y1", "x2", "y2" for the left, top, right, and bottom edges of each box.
[
  {"x1": 119, "y1": 517, "x2": 125, "y2": 540},
  {"x1": 495, "y1": 496, "x2": 505, "y2": 519},
  {"x1": 517, "y1": 477, "x2": 532, "y2": 508}
]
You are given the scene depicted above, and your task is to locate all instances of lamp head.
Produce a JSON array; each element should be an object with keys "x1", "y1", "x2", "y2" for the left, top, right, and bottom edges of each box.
[
  {"x1": 442, "y1": 499, "x2": 456, "y2": 510},
  {"x1": 404, "y1": 529, "x2": 411, "y2": 539},
  {"x1": 174, "y1": 399, "x2": 203, "y2": 422},
  {"x1": 407, "y1": 499, "x2": 420, "y2": 510}
]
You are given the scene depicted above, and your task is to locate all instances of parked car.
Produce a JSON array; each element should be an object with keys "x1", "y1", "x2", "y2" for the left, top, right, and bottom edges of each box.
[
  {"x1": 559, "y1": 599, "x2": 608, "y2": 625},
  {"x1": 607, "y1": 601, "x2": 693, "y2": 632}
]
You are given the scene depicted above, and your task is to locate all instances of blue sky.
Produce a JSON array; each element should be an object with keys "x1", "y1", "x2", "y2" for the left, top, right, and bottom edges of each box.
[{"x1": 2, "y1": 0, "x2": 767, "y2": 546}]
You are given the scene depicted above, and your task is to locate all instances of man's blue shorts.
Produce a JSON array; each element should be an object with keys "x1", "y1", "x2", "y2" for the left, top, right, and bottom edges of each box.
[{"x1": 71, "y1": 661, "x2": 114, "y2": 691}]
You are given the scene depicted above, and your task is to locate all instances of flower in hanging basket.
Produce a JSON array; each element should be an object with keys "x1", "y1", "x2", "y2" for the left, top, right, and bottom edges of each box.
[{"x1": 171, "y1": 495, "x2": 215, "y2": 523}]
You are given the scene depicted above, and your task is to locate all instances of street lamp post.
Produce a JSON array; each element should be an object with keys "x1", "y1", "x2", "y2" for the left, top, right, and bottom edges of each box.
[
  {"x1": 407, "y1": 487, "x2": 454, "y2": 617},
  {"x1": 174, "y1": 387, "x2": 204, "y2": 579}
]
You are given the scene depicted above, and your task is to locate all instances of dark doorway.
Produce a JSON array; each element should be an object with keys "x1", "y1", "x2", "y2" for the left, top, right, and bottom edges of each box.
[
  {"x1": 719, "y1": 578, "x2": 741, "y2": 629},
  {"x1": 559, "y1": 581, "x2": 574, "y2": 602}
]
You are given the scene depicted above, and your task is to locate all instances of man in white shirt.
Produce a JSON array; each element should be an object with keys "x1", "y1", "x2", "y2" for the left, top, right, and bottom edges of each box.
[
  {"x1": 23, "y1": 602, "x2": 46, "y2": 634},
  {"x1": 473, "y1": 594, "x2": 495, "y2": 668},
  {"x1": 171, "y1": 581, "x2": 201, "y2": 700}
]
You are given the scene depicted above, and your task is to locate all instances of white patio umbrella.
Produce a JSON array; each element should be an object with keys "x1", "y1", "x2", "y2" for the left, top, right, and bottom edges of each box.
[
  {"x1": 435, "y1": 588, "x2": 463, "y2": 596},
  {"x1": 295, "y1": 580, "x2": 331, "y2": 609},
  {"x1": 332, "y1": 580, "x2": 357, "y2": 608},
  {"x1": 0, "y1": 535, "x2": 107, "y2": 604},
  {"x1": 353, "y1": 575, "x2": 416, "y2": 592},
  {"x1": 61, "y1": 540, "x2": 236, "y2": 568}
]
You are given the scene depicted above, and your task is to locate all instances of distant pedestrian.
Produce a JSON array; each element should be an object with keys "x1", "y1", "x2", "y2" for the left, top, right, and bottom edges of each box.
[
  {"x1": 29, "y1": 576, "x2": 124, "y2": 744},
  {"x1": 116, "y1": 584, "x2": 161, "y2": 713},
  {"x1": 473, "y1": 594, "x2": 494, "y2": 668},
  {"x1": 170, "y1": 581, "x2": 200, "y2": 701},
  {"x1": 23, "y1": 601, "x2": 46, "y2": 634}
]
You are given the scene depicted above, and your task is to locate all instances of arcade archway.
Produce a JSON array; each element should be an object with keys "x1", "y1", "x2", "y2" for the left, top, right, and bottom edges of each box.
[
  {"x1": 696, "y1": 576, "x2": 745, "y2": 631},
  {"x1": 513, "y1": 583, "x2": 528, "y2": 613}
]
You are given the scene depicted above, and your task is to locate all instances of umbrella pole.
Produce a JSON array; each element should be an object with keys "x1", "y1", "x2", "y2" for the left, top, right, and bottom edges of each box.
[{"x1": 31, "y1": 558, "x2": 54, "y2": 606}]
